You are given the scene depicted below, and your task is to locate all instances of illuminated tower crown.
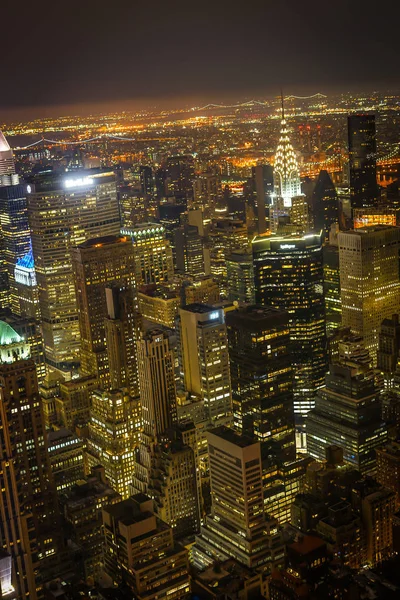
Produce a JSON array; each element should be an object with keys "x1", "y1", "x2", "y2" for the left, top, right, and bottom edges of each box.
[{"x1": 274, "y1": 96, "x2": 301, "y2": 207}]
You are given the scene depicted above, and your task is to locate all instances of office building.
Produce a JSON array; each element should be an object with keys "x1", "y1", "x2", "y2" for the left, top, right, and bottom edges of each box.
[
  {"x1": 377, "y1": 314, "x2": 400, "y2": 388},
  {"x1": 121, "y1": 222, "x2": 174, "y2": 286},
  {"x1": 348, "y1": 114, "x2": 378, "y2": 211},
  {"x1": 274, "y1": 106, "x2": 301, "y2": 207},
  {"x1": 181, "y1": 275, "x2": 220, "y2": 306},
  {"x1": 323, "y1": 225, "x2": 341, "y2": 335},
  {"x1": 61, "y1": 468, "x2": 121, "y2": 580},
  {"x1": 104, "y1": 285, "x2": 141, "y2": 396},
  {"x1": 338, "y1": 226, "x2": 400, "y2": 363},
  {"x1": 0, "y1": 309, "x2": 46, "y2": 383},
  {"x1": 376, "y1": 441, "x2": 400, "y2": 508},
  {"x1": 352, "y1": 478, "x2": 395, "y2": 566},
  {"x1": 137, "y1": 328, "x2": 177, "y2": 438},
  {"x1": 14, "y1": 246, "x2": 40, "y2": 320},
  {"x1": 174, "y1": 224, "x2": 205, "y2": 275},
  {"x1": 47, "y1": 428, "x2": 85, "y2": 493},
  {"x1": 0, "y1": 130, "x2": 31, "y2": 312},
  {"x1": 166, "y1": 154, "x2": 195, "y2": 205},
  {"x1": 193, "y1": 173, "x2": 221, "y2": 217},
  {"x1": 253, "y1": 164, "x2": 273, "y2": 234},
  {"x1": 56, "y1": 374, "x2": 97, "y2": 429},
  {"x1": 253, "y1": 232, "x2": 326, "y2": 423},
  {"x1": 290, "y1": 195, "x2": 310, "y2": 232},
  {"x1": 71, "y1": 235, "x2": 136, "y2": 387},
  {"x1": 178, "y1": 304, "x2": 232, "y2": 422},
  {"x1": 353, "y1": 206, "x2": 397, "y2": 228},
  {"x1": 0, "y1": 321, "x2": 63, "y2": 598},
  {"x1": 316, "y1": 501, "x2": 362, "y2": 570},
  {"x1": 307, "y1": 363, "x2": 387, "y2": 475},
  {"x1": 311, "y1": 170, "x2": 339, "y2": 238},
  {"x1": 226, "y1": 250, "x2": 255, "y2": 304},
  {"x1": 139, "y1": 165, "x2": 153, "y2": 196},
  {"x1": 86, "y1": 388, "x2": 142, "y2": 499},
  {"x1": 27, "y1": 169, "x2": 120, "y2": 370},
  {"x1": 103, "y1": 494, "x2": 190, "y2": 599},
  {"x1": 138, "y1": 286, "x2": 180, "y2": 328},
  {"x1": 146, "y1": 432, "x2": 200, "y2": 538},
  {"x1": 192, "y1": 426, "x2": 285, "y2": 570},
  {"x1": 226, "y1": 305, "x2": 295, "y2": 460}
]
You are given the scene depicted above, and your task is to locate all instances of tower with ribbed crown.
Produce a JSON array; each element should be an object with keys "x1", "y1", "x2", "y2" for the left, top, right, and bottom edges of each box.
[{"x1": 273, "y1": 95, "x2": 301, "y2": 208}]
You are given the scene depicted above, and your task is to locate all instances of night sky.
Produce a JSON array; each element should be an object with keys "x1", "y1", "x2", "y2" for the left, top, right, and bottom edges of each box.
[{"x1": 2, "y1": 0, "x2": 399, "y2": 116}]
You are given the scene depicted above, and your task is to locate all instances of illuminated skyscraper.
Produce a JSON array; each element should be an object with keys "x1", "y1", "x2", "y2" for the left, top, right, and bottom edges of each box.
[
  {"x1": 192, "y1": 426, "x2": 284, "y2": 570},
  {"x1": 178, "y1": 304, "x2": 232, "y2": 422},
  {"x1": 0, "y1": 321, "x2": 62, "y2": 598},
  {"x1": 121, "y1": 223, "x2": 174, "y2": 286},
  {"x1": 274, "y1": 102, "x2": 301, "y2": 207},
  {"x1": 27, "y1": 170, "x2": 120, "y2": 371},
  {"x1": 226, "y1": 250, "x2": 255, "y2": 304},
  {"x1": 307, "y1": 363, "x2": 387, "y2": 475},
  {"x1": 104, "y1": 285, "x2": 141, "y2": 396},
  {"x1": 338, "y1": 226, "x2": 400, "y2": 363},
  {"x1": 71, "y1": 235, "x2": 135, "y2": 387},
  {"x1": 0, "y1": 130, "x2": 31, "y2": 312},
  {"x1": 137, "y1": 329, "x2": 177, "y2": 438},
  {"x1": 14, "y1": 246, "x2": 40, "y2": 320},
  {"x1": 86, "y1": 388, "x2": 141, "y2": 499},
  {"x1": 253, "y1": 232, "x2": 327, "y2": 426},
  {"x1": 323, "y1": 225, "x2": 341, "y2": 335},
  {"x1": 348, "y1": 114, "x2": 378, "y2": 211},
  {"x1": 102, "y1": 494, "x2": 190, "y2": 599},
  {"x1": 174, "y1": 224, "x2": 205, "y2": 275},
  {"x1": 226, "y1": 305, "x2": 295, "y2": 461}
]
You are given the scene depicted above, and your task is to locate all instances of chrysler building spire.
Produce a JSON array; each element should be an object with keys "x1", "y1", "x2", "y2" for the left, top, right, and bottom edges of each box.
[{"x1": 274, "y1": 95, "x2": 301, "y2": 207}]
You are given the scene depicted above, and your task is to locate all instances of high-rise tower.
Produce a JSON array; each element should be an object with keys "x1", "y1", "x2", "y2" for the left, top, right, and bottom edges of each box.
[
  {"x1": 0, "y1": 130, "x2": 31, "y2": 312},
  {"x1": 253, "y1": 232, "x2": 327, "y2": 430},
  {"x1": 137, "y1": 329, "x2": 177, "y2": 438},
  {"x1": 27, "y1": 169, "x2": 120, "y2": 371},
  {"x1": 105, "y1": 285, "x2": 141, "y2": 396},
  {"x1": 226, "y1": 305, "x2": 295, "y2": 461},
  {"x1": 71, "y1": 235, "x2": 136, "y2": 387},
  {"x1": 348, "y1": 114, "x2": 378, "y2": 211},
  {"x1": 338, "y1": 226, "x2": 400, "y2": 363},
  {"x1": 0, "y1": 321, "x2": 63, "y2": 598},
  {"x1": 274, "y1": 98, "x2": 301, "y2": 207},
  {"x1": 178, "y1": 304, "x2": 232, "y2": 422}
]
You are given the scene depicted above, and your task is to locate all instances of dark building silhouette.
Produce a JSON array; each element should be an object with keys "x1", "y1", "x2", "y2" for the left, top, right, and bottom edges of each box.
[
  {"x1": 166, "y1": 155, "x2": 195, "y2": 205},
  {"x1": 348, "y1": 114, "x2": 378, "y2": 211},
  {"x1": 139, "y1": 165, "x2": 153, "y2": 196},
  {"x1": 226, "y1": 305, "x2": 295, "y2": 461},
  {"x1": 312, "y1": 170, "x2": 339, "y2": 238}
]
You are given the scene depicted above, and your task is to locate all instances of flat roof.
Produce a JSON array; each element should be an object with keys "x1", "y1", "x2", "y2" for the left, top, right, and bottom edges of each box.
[
  {"x1": 78, "y1": 235, "x2": 130, "y2": 248},
  {"x1": 225, "y1": 305, "x2": 288, "y2": 328},
  {"x1": 209, "y1": 425, "x2": 256, "y2": 448}
]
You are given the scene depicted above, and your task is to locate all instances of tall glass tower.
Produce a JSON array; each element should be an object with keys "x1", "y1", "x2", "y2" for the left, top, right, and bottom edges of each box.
[
  {"x1": 252, "y1": 232, "x2": 327, "y2": 441},
  {"x1": 0, "y1": 130, "x2": 31, "y2": 312},
  {"x1": 348, "y1": 114, "x2": 378, "y2": 211}
]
